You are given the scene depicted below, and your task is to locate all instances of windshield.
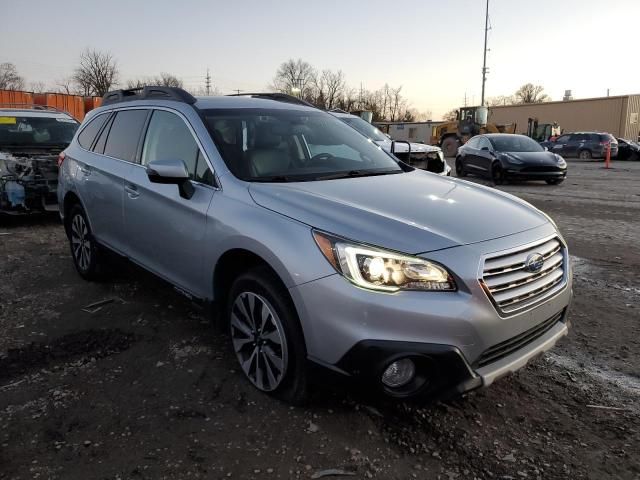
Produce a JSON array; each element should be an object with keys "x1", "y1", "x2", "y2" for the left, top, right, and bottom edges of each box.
[
  {"x1": 340, "y1": 116, "x2": 388, "y2": 142},
  {"x1": 0, "y1": 114, "x2": 79, "y2": 149},
  {"x1": 203, "y1": 109, "x2": 403, "y2": 181},
  {"x1": 491, "y1": 135, "x2": 544, "y2": 153}
]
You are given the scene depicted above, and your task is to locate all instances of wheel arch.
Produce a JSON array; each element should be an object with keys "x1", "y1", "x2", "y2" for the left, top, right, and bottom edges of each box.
[{"x1": 62, "y1": 191, "x2": 89, "y2": 235}]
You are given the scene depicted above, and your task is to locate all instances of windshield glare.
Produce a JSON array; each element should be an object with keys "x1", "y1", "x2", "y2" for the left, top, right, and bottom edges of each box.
[
  {"x1": 491, "y1": 135, "x2": 544, "y2": 153},
  {"x1": 341, "y1": 116, "x2": 388, "y2": 142},
  {"x1": 203, "y1": 109, "x2": 402, "y2": 181},
  {"x1": 0, "y1": 115, "x2": 79, "y2": 148}
]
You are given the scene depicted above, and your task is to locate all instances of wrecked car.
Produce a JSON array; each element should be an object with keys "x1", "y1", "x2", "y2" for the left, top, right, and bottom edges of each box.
[{"x1": 0, "y1": 106, "x2": 79, "y2": 214}]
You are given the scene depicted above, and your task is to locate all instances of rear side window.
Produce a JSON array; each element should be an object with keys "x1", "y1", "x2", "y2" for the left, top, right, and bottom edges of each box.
[
  {"x1": 600, "y1": 134, "x2": 616, "y2": 143},
  {"x1": 77, "y1": 113, "x2": 108, "y2": 149},
  {"x1": 103, "y1": 109, "x2": 149, "y2": 162},
  {"x1": 142, "y1": 110, "x2": 213, "y2": 185}
]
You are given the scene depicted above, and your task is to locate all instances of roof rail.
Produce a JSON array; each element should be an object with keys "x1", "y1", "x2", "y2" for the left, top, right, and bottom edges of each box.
[
  {"x1": 0, "y1": 103, "x2": 63, "y2": 113},
  {"x1": 102, "y1": 86, "x2": 197, "y2": 106},
  {"x1": 226, "y1": 92, "x2": 318, "y2": 109}
]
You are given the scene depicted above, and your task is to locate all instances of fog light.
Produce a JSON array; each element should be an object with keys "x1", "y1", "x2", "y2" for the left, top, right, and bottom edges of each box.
[{"x1": 381, "y1": 358, "x2": 416, "y2": 388}]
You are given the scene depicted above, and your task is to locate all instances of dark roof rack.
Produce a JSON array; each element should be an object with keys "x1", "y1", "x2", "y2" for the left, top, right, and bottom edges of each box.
[
  {"x1": 102, "y1": 86, "x2": 197, "y2": 106},
  {"x1": 226, "y1": 92, "x2": 318, "y2": 109},
  {"x1": 0, "y1": 103, "x2": 64, "y2": 113}
]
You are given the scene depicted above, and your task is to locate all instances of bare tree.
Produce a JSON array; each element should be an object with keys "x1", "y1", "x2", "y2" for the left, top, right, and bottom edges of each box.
[
  {"x1": 442, "y1": 109, "x2": 459, "y2": 121},
  {"x1": 487, "y1": 95, "x2": 516, "y2": 106},
  {"x1": 29, "y1": 81, "x2": 47, "y2": 93},
  {"x1": 73, "y1": 49, "x2": 119, "y2": 96},
  {"x1": 126, "y1": 73, "x2": 183, "y2": 90},
  {"x1": 388, "y1": 86, "x2": 403, "y2": 121},
  {"x1": 0, "y1": 63, "x2": 25, "y2": 90},
  {"x1": 55, "y1": 77, "x2": 79, "y2": 95},
  {"x1": 272, "y1": 58, "x2": 316, "y2": 98},
  {"x1": 514, "y1": 83, "x2": 549, "y2": 104}
]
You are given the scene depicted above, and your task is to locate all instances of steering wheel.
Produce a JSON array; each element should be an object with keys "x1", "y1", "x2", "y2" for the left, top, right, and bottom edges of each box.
[{"x1": 309, "y1": 153, "x2": 335, "y2": 163}]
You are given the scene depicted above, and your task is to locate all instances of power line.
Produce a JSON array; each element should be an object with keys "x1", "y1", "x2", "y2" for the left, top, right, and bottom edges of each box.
[
  {"x1": 205, "y1": 68, "x2": 212, "y2": 96},
  {"x1": 481, "y1": 0, "x2": 490, "y2": 106}
]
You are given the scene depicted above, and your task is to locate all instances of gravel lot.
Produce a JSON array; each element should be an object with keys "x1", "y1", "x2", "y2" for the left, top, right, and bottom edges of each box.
[{"x1": 1, "y1": 158, "x2": 639, "y2": 480}]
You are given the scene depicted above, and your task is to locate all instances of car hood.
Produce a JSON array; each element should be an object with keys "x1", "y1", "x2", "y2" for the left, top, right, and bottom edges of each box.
[
  {"x1": 500, "y1": 151, "x2": 563, "y2": 165},
  {"x1": 249, "y1": 170, "x2": 549, "y2": 254},
  {"x1": 376, "y1": 139, "x2": 440, "y2": 154}
]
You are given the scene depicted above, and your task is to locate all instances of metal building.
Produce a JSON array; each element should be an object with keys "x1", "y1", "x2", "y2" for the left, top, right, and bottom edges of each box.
[
  {"x1": 488, "y1": 94, "x2": 640, "y2": 140},
  {"x1": 375, "y1": 121, "x2": 443, "y2": 144}
]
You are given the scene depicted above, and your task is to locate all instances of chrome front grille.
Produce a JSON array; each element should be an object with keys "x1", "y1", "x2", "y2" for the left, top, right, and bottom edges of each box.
[{"x1": 481, "y1": 237, "x2": 566, "y2": 314}]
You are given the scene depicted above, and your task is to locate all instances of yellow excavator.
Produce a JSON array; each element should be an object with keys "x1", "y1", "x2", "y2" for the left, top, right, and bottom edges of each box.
[{"x1": 431, "y1": 106, "x2": 517, "y2": 157}]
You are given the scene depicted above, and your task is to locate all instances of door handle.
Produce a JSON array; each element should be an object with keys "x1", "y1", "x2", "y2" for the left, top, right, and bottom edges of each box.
[
  {"x1": 79, "y1": 165, "x2": 91, "y2": 176},
  {"x1": 125, "y1": 183, "x2": 140, "y2": 198}
]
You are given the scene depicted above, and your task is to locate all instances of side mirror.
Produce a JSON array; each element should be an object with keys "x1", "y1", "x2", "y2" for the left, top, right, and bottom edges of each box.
[{"x1": 146, "y1": 159, "x2": 195, "y2": 199}]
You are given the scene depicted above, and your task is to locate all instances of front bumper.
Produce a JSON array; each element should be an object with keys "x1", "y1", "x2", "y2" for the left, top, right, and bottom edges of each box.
[
  {"x1": 504, "y1": 167, "x2": 567, "y2": 180},
  {"x1": 290, "y1": 223, "x2": 572, "y2": 399}
]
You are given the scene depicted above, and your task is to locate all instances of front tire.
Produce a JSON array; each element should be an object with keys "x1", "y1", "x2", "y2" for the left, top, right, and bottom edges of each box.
[
  {"x1": 491, "y1": 162, "x2": 506, "y2": 185},
  {"x1": 578, "y1": 149, "x2": 592, "y2": 160},
  {"x1": 455, "y1": 157, "x2": 467, "y2": 177},
  {"x1": 227, "y1": 266, "x2": 308, "y2": 405},
  {"x1": 67, "y1": 204, "x2": 103, "y2": 280}
]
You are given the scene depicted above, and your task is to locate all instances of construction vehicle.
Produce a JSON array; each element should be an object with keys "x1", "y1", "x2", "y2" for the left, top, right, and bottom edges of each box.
[
  {"x1": 526, "y1": 118, "x2": 561, "y2": 143},
  {"x1": 431, "y1": 105, "x2": 517, "y2": 157}
]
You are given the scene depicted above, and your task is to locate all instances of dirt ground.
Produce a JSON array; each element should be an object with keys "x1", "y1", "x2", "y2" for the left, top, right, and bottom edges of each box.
[{"x1": 1, "y1": 158, "x2": 639, "y2": 480}]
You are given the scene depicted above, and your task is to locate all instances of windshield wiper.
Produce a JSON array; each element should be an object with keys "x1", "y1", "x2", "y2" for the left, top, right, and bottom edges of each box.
[
  {"x1": 251, "y1": 175, "x2": 295, "y2": 183},
  {"x1": 314, "y1": 169, "x2": 402, "y2": 181}
]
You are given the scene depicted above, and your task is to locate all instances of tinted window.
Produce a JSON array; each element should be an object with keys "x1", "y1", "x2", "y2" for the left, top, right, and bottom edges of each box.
[
  {"x1": 341, "y1": 117, "x2": 387, "y2": 142},
  {"x1": 103, "y1": 109, "x2": 149, "y2": 162},
  {"x1": 77, "y1": 113, "x2": 107, "y2": 149},
  {"x1": 491, "y1": 135, "x2": 544, "y2": 152},
  {"x1": 478, "y1": 137, "x2": 491, "y2": 150},
  {"x1": 556, "y1": 135, "x2": 570, "y2": 143},
  {"x1": 93, "y1": 114, "x2": 113, "y2": 154},
  {"x1": 142, "y1": 110, "x2": 213, "y2": 184},
  {"x1": 0, "y1": 114, "x2": 78, "y2": 148},
  {"x1": 465, "y1": 137, "x2": 479, "y2": 148},
  {"x1": 203, "y1": 108, "x2": 402, "y2": 181}
]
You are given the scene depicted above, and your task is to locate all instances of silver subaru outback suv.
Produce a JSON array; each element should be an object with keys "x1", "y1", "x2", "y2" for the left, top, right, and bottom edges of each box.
[{"x1": 58, "y1": 87, "x2": 572, "y2": 404}]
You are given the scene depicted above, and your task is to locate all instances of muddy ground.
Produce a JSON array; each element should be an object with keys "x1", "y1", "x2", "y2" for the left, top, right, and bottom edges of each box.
[{"x1": 1, "y1": 158, "x2": 639, "y2": 480}]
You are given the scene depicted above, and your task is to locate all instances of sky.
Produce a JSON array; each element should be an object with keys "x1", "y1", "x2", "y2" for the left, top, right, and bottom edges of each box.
[{"x1": 3, "y1": 0, "x2": 640, "y2": 118}]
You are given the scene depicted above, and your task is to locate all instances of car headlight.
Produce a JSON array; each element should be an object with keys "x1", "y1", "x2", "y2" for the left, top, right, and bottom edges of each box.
[
  {"x1": 555, "y1": 154, "x2": 566, "y2": 165},
  {"x1": 427, "y1": 151, "x2": 440, "y2": 161},
  {"x1": 313, "y1": 231, "x2": 456, "y2": 292}
]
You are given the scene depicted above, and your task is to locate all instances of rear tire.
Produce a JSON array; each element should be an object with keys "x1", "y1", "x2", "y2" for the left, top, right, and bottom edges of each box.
[
  {"x1": 491, "y1": 162, "x2": 506, "y2": 185},
  {"x1": 227, "y1": 266, "x2": 308, "y2": 405},
  {"x1": 455, "y1": 157, "x2": 467, "y2": 177},
  {"x1": 67, "y1": 204, "x2": 103, "y2": 281},
  {"x1": 441, "y1": 137, "x2": 459, "y2": 158},
  {"x1": 578, "y1": 149, "x2": 592, "y2": 160}
]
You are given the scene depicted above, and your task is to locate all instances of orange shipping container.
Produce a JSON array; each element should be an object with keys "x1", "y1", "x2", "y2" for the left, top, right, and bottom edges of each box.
[
  {"x1": 0, "y1": 89, "x2": 34, "y2": 106},
  {"x1": 33, "y1": 93, "x2": 85, "y2": 121},
  {"x1": 83, "y1": 96, "x2": 102, "y2": 115}
]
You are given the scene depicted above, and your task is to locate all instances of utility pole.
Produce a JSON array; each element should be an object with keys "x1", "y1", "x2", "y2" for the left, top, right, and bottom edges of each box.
[
  {"x1": 481, "y1": 0, "x2": 490, "y2": 106},
  {"x1": 234, "y1": 89, "x2": 243, "y2": 95},
  {"x1": 205, "y1": 68, "x2": 212, "y2": 96}
]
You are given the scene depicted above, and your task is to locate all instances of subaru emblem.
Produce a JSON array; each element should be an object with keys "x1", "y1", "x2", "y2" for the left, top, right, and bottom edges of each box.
[{"x1": 524, "y1": 253, "x2": 544, "y2": 273}]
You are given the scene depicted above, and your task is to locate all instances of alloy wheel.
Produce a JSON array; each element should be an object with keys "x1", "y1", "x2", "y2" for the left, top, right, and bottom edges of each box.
[
  {"x1": 230, "y1": 292, "x2": 288, "y2": 392},
  {"x1": 70, "y1": 214, "x2": 91, "y2": 271}
]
